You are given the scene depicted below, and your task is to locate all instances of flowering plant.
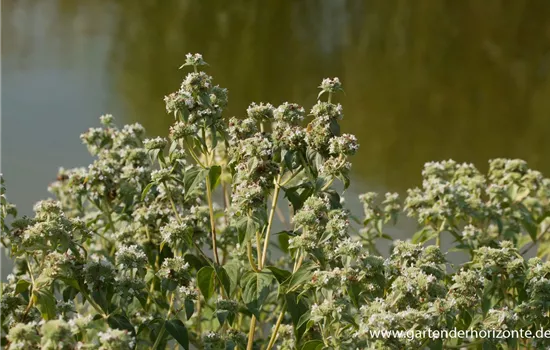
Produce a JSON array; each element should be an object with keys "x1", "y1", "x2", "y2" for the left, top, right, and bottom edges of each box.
[{"x1": 2, "y1": 54, "x2": 550, "y2": 350}]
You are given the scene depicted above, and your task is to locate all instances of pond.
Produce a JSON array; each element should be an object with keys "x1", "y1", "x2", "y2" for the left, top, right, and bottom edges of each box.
[{"x1": 3, "y1": 0, "x2": 550, "y2": 276}]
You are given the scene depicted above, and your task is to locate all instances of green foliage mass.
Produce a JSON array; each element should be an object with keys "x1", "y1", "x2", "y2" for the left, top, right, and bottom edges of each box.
[{"x1": 1, "y1": 54, "x2": 550, "y2": 350}]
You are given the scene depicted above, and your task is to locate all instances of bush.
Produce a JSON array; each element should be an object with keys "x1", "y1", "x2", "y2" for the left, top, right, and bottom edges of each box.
[{"x1": 1, "y1": 54, "x2": 550, "y2": 349}]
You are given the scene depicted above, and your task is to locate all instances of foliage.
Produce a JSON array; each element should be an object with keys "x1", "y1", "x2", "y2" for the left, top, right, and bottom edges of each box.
[{"x1": 2, "y1": 54, "x2": 550, "y2": 349}]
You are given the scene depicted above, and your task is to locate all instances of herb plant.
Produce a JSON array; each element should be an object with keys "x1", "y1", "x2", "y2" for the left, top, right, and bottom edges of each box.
[{"x1": 1, "y1": 54, "x2": 550, "y2": 349}]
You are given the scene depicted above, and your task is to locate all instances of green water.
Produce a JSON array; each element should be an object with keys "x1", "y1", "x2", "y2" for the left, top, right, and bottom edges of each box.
[{"x1": 3, "y1": 0, "x2": 550, "y2": 211}]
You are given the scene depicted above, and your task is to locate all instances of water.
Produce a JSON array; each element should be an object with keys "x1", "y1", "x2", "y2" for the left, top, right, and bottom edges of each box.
[{"x1": 2, "y1": 1, "x2": 550, "y2": 275}]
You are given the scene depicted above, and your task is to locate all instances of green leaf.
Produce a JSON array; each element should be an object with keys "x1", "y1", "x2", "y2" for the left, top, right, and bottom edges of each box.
[
  {"x1": 285, "y1": 293, "x2": 310, "y2": 342},
  {"x1": 412, "y1": 227, "x2": 438, "y2": 244},
  {"x1": 317, "y1": 90, "x2": 326, "y2": 100},
  {"x1": 518, "y1": 203, "x2": 538, "y2": 241},
  {"x1": 240, "y1": 271, "x2": 274, "y2": 318},
  {"x1": 301, "y1": 340, "x2": 324, "y2": 350},
  {"x1": 184, "y1": 299, "x2": 194, "y2": 320},
  {"x1": 375, "y1": 218, "x2": 383, "y2": 234},
  {"x1": 278, "y1": 232, "x2": 290, "y2": 253},
  {"x1": 14, "y1": 279, "x2": 31, "y2": 295},
  {"x1": 59, "y1": 277, "x2": 80, "y2": 291},
  {"x1": 429, "y1": 339, "x2": 444, "y2": 350},
  {"x1": 184, "y1": 253, "x2": 209, "y2": 271},
  {"x1": 323, "y1": 189, "x2": 341, "y2": 209},
  {"x1": 347, "y1": 281, "x2": 362, "y2": 307},
  {"x1": 108, "y1": 314, "x2": 135, "y2": 334},
  {"x1": 144, "y1": 269, "x2": 156, "y2": 283},
  {"x1": 62, "y1": 286, "x2": 79, "y2": 302},
  {"x1": 197, "y1": 266, "x2": 216, "y2": 300},
  {"x1": 285, "y1": 262, "x2": 316, "y2": 293},
  {"x1": 215, "y1": 266, "x2": 231, "y2": 297},
  {"x1": 284, "y1": 184, "x2": 314, "y2": 212},
  {"x1": 137, "y1": 317, "x2": 163, "y2": 335},
  {"x1": 216, "y1": 309, "x2": 230, "y2": 325},
  {"x1": 210, "y1": 125, "x2": 218, "y2": 149},
  {"x1": 329, "y1": 119, "x2": 340, "y2": 137},
  {"x1": 337, "y1": 172, "x2": 350, "y2": 190},
  {"x1": 184, "y1": 167, "x2": 207, "y2": 199},
  {"x1": 238, "y1": 214, "x2": 265, "y2": 245},
  {"x1": 222, "y1": 260, "x2": 240, "y2": 295},
  {"x1": 33, "y1": 289, "x2": 56, "y2": 320},
  {"x1": 91, "y1": 289, "x2": 110, "y2": 310},
  {"x1": 515, "y1": 186, "x2": 531, "y2": 202},
  {"x1": 297, "y1": 311, "x2": 311, "y2": 329},
  {"x1": 208, "y1": 165, "x2": 222, "y2": 190},
  {"x1": 165, "y1": 319, "x2": 189, "y2": 350},
  {"x1": 141, "y1": 182, "x2": 154, "y2": 201},
  {"x1": 266, "y1": 266, "x2": 292, "y2": 284},
  {"x1": 283, "y1": 150, "x2": 296, "y2": 170}
]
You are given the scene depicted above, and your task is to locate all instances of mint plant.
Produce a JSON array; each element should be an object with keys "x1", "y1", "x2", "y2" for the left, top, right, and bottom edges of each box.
[{"x1": 2, "y1": 54, "x2": 550, "y2": 349}]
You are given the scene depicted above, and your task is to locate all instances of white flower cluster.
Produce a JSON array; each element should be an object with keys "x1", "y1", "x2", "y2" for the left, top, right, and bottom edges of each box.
[
  {"x1": 98, "y1": 328, "x2": 135, "y2": 350},
  {"x1": 115, "y1": 245, "x2": 147, "y2": 269},
  {"x1": 143, "y1": 136, "x2": 167, "y2": 150}
]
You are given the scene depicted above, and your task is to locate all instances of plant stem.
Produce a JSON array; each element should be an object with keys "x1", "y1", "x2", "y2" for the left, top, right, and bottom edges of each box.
[
  {"x1": 279, "y1": 166, "x2": 303, "y2": 187},
  {"x1": 265, "y1": 303, "x2": 286, "y2": 350},
  {"x1": 196, "y1": 295, "x2": 202, "y2": 336},
  {"x1": 255, "y1": 231, "x2": 262, "y2": 266},
  {"x1": 436, "y1": 218, "x2": 446, "y2": 248},
  {"x1": 21, "y1": 259, "x2": 36, "y2": 321},
  {"x1": 267, "y1": 252, "x2": 303, "y2": 348},
  {"x1": 247, "y1": 315, "x2": 257, "y2": 350},
  {"x1": 152, "y1": 293, "x2": 175, "y2": 350},
  {"x1": 163, "y1": 181, "x2": 182, "y2": 223},
  {"x1": 247, "y1": 242, "x2": 260, "y2": 273},
  {"x1": 222, "y1": 183, "x2": 229, "y2": 226},
  {"x1": 205, "y1": 176, "x2": 221, "y2": 265},
  {"x1": 293, "y1": 251, "x2": 304, "y2": 272},
  {"x1": 260, "y1": 173, "x2": 282, "y2": 268},
  {"x1": 184, "y1": 138, "x2": 206, "y2": 168},
  {"x1": 321, "y1": 177, "x2": 335, "y2": 191}
]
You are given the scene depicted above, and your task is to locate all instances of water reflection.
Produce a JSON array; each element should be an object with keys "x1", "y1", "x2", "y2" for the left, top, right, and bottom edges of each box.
[{"x1": 3, "y1": 0, "x2": 550, "y2": 201}]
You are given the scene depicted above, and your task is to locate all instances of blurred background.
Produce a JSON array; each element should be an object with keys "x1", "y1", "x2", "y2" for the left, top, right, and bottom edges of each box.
[{"x1": 2, "y1": 0, "x2": 550, "y2": 274}]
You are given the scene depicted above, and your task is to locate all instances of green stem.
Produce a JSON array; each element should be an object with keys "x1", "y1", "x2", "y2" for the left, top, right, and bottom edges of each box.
[
  {"x1": 279, "y1": 166, "x2": 303, "y2": 187},
  {"x1": 255, "y1": 231, "x2": 262, "y2": 267},
  {"x1": 152, "y1": 293, "x2": 175, "y2": 350},
  {"x1": 260, "y1": 173, "x2": 282, "y2": 268},
  {"x1": 321, "y1": 177, "x2": 335, "y2": 192},
  {"x1": 321, "y1": 318, "x2": 329, "y2": 346},
  {"x1": 21, "y1": 259, "x2": 36, "y2": 321},
  {"x1": 247, "y1": 315, "x2": 257, "y2": 350},
  {"x1": 205, "y1": 176, "x2": 221, "y2": 266},
  {"x1": 436, "y1": 218, "x2": 446, "y2": 248},
  {"x1": 145, "y1": 254, "x2": 160, "y2": 311},
  {"x1": 247, "y1": 242, "x2": 260, "y2": 273},
  {"x1": 184, "y1": 138, "x2": 206, "y2": 168},
  {"x1": 265, "y1": 303, "x2": 286, "y2": 350},
  {"x1": 163, "y1": 181, "x2": 182, "y2": 223},
  {"x1": 105, "y1": 205, "x2": 117, "y2": 235},
  {"x1": 266, "y1": 251, "x2": 302, "y2": 346}
]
